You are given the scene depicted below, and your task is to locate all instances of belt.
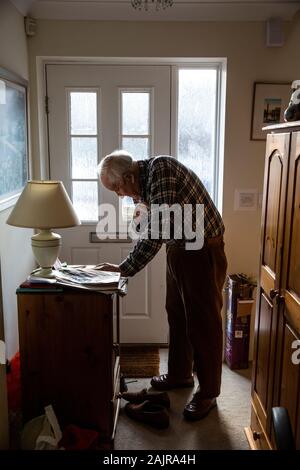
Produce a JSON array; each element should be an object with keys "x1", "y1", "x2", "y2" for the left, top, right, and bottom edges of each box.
[
  {"x1": 205, "y1": 235, "x2": 224, "y2": 246},
  {"x1": 166, "y1": 234, "x2": 224, "y2": 251}
]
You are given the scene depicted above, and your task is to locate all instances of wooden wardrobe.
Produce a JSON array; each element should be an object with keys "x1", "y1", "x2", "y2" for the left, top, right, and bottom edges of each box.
[{"x1": 246, "y1": 122, "x2": 300, "y2": 450}]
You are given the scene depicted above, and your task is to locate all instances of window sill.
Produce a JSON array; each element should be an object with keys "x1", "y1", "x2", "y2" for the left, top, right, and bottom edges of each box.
[{"x1": 0, "y1": 192, "x2": 21, "y2": 213}]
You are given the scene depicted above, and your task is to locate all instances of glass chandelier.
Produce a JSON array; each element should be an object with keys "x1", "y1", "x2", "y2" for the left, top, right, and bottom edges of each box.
[{"x1": 131, "y1": 0, "x2": 174, "y2": 11}]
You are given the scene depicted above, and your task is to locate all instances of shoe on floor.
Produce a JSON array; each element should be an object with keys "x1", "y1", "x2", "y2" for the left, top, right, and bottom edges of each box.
[
  {"x1": 150, "y1": 373, "x2": 194, "y2": 391},
  {"x1": 125, "y1": 400, "x2": 169, "y2": 429},
  {"x1": 183, "y1": 395, "x2": 217, "y2": 421},
  {"x1": 119, "y1": 388, "x2": 170, "y2": 408}
]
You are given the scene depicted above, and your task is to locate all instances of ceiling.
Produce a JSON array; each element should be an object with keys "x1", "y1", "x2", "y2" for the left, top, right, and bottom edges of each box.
[{"x1": 10, "y1": 0, "x2": 300, "y2": 22}]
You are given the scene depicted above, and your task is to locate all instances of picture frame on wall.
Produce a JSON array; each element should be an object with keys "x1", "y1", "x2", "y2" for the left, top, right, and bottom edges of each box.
[
  {"x1": 250, "y1": 82, "x2": 291, "y2": 141},
  {"x1": 0, "y1": 67, "x2": 29, "y2": 211}
]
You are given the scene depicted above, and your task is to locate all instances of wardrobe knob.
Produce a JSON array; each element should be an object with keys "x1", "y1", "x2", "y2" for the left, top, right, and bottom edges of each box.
[
  {"x1": 253, "y1": 430, "x2": 261, "y2": 441},
  {"x1": 269, "y1": 289, "x2": 278, "y2": 299},
  {"x1": 277, "y1": 295, "x2": 285, "y2": 305}
]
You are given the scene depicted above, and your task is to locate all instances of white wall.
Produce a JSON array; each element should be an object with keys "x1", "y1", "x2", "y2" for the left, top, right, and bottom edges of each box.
[
  {"x1": 0, "y1": 0, "x2": 34, "y2": 357},
  {"x1": 0, "y1": 0, "x2": 34, "y2": 449},
  {"x1": 28, "y1": 16, "x2": 300, "y2": 354}
]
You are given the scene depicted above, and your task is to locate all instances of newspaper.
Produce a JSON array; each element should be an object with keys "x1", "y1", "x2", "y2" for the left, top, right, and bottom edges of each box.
[
  {"x1": 55, "y1": 266, "x2": 121, "y2": 288},
  {"x1": 28, "y1": 265, "x2": 126, "y2": 294}
]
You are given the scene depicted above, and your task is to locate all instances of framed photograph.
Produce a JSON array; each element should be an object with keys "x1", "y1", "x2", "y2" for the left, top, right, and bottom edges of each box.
[
  {"x1": 251, "y1": 82, "x2": 291, "y2": 140},
  {"x1": 0, "y1": 67, "x2": 29, "y2": 211}
]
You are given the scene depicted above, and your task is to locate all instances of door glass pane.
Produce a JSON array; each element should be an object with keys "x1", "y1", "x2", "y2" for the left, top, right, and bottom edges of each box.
[
  {"x1": 72, "y1": 181, "x2": 98, "y2": 221},
  {"x1": 70, "y1": 92, "x2": 97, "y2": 135},
  {"x1": 178, "y1": 69, "x2": 217, "y2": 197},
  {"x1": 122, "y1": 92, "x2": 149, "y2": 135},
  {"x1": 71, "y1": 137, "x2": 98, "y2": 179},
  {"x1": 122, "y1": 137, "x2": 149, "y2": 160},
  {"x1": 122, "y1": 196, "x2": 135, "y2": 220}
]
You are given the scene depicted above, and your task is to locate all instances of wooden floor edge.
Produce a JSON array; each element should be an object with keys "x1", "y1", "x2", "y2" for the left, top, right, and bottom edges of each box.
[{"x1": 244, "y1": 427, "x2": 258, "y2": 450}]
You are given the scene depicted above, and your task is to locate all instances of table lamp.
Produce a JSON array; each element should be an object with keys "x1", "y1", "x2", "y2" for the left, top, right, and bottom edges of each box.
[{"x1": 6, "y1": 180, "x2": 81, "y2": 277}]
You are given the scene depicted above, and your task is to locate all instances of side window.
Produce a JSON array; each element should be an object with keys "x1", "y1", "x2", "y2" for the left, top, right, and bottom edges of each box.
[
  {"x1": 68, "y1": 90, "x2": 99, "y2": 222},
  {"x1": 177, "y1": 68, "x2": 219, "y2": 201}
]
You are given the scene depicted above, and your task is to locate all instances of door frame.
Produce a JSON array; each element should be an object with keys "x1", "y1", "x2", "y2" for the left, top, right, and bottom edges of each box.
[{"x1": 35, "y1": 56, "x2": 226, "y2": 211}]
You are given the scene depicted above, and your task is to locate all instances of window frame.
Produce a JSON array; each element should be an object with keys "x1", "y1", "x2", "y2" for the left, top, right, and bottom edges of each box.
[
  {"x1": 171, "y1": 63, "x2": 225, "y2": 211},
  {"x1": 44, "y1": 59, "x2": 226, "y2": 224},
  {"x1": 67, "y1": 87, "x2": 100, "y2": 223},
  {"x1": 0, "y1": 67, "x2": 29, "y2": 212},
  {"x1": 118, "y1": 87, "x2": 154, "y2": 158}
]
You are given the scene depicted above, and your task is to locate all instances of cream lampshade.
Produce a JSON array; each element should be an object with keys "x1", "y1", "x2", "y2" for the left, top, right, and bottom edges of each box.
[{"x1": 6, "y1": 180, "x2": 81, "y2": 277}]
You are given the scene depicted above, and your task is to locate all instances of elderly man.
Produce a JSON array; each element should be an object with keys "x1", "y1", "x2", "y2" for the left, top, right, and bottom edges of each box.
[{"x1": 97, "y1": 150, "x2": 227, "y2": 421}]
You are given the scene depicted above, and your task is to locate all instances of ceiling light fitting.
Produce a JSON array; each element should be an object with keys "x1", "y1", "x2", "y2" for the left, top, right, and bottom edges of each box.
[{"x1": 131, "y1": 0, "x2": 173, "y2": 11}]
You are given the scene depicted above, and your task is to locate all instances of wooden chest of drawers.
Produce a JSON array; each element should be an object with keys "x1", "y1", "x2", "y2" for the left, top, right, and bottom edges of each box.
[{"x1": 17, "y1": 288, "x2": 121, "y2": 448}]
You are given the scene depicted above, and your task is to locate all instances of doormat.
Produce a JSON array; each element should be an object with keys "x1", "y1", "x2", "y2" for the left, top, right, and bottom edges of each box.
[{"x1": 120, "y1": 346, "x2": 160, "y2": 378}]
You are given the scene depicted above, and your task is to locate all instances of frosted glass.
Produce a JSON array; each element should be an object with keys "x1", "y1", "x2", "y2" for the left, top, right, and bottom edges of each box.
[
  {"x1": 72, "y1": 181, "x2": 98, "y2": 221},
  {"x1": 178, "y1": 69, "x2": 217, "y2": 196},
  {"x1": 71, "y1": 137, "x2": 98, "y2": 179},
  {"x1": 122, "y1": 196, "x2": 135, "y2": 220},
  {"x1": 70, "y1": 92, "x2": 97, "y2": 135},
  {"x1": 122, "y1": 137, "x2": 149, "y2": 160},
  {"x1": 0, "y1": 82, "x2": 27, "y2": 198},
  {"x1": 122, "y1": 92, "x2": 149, "y2": 135},
  {"x1": 121, "y1": 136, "x2": 148, "y2": 217}
]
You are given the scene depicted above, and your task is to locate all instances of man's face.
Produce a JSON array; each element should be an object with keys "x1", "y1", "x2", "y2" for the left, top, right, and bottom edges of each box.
[{"x1": 101, "y1": 173, "x2": 141, "y2": 201}]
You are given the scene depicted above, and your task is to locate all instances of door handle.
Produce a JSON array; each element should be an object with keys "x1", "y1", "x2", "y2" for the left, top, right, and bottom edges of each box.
[{"x1": 269, "y1": 289, "x2": 278, "y2": 299}]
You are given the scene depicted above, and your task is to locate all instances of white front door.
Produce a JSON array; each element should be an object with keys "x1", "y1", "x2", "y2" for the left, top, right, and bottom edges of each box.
[{"x1": 46, "y1": 64, "x2": 170, "y2": 343}]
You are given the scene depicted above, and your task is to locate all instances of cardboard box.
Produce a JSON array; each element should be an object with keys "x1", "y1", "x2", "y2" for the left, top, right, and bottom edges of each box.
[{"x1": 237, "y1": 299, "x2": 254, "y2": 317}]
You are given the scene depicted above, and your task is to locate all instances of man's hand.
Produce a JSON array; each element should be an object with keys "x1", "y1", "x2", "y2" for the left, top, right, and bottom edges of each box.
[{"x1": 95, "y1": 263, "x2": 121, "y2": 273}]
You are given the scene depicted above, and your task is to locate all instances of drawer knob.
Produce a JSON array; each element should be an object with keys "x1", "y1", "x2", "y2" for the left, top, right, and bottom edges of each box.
[{"x1": 253, "y1": 431, "x2": 261, "y2": 441}]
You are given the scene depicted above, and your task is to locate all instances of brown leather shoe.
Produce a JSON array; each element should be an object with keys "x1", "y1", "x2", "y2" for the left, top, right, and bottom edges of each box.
[
  {"x1": 119, "y1": 388, "x2": 170, "y2": 408},
  {"x1": 125, "y1": 400, "x2": 169, "y2": 429},
  {"x1": 150, "y1": 374, "x2": 194, "y2": 391},
  {"x1": 183, "y1": 395, "x2": 217, "y2": 421}
]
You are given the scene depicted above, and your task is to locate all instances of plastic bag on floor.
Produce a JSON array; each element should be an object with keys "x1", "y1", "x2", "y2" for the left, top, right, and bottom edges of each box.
[
  {"x1": 21, "y1": 405, "x2": 63, "y2": 450},
  {"x1": 22, "y1": 405, "x2": 101, "y2": 450},
  {"x1": 35, "y1": 405, "x2": 63, "y2": 450}
]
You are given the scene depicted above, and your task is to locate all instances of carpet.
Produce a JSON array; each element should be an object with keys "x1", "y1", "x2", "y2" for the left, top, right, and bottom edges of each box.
[
  {"x1": 115, "y1": 349, "x2": 252, "y2": 450},
  {"x1": 120, "y1": 346, "x2": 160, "y2": 378}
]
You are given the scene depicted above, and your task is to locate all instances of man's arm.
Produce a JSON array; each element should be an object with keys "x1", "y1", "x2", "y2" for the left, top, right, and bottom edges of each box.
[
  {"x1": 119, "y1": 238, "x2": 163, "y2": 276},
  {"x1": 95, "y1": 237, "x2": 163, "y2": 277}
]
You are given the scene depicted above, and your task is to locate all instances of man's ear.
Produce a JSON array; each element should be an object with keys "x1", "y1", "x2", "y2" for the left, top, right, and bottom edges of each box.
[{"x1": 123, "y1": 172, "x2": 134, "y2": 184}]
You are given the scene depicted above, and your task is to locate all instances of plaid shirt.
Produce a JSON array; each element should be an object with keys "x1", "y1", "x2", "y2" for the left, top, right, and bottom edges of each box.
[{"x1": 119, "y1": 156, "x2": 224, "y2": 277}]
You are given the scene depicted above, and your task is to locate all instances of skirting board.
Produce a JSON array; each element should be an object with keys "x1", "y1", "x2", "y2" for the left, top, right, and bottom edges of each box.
[{"x1": 244, "y1": 427, "x2": 258, "y2": 450}]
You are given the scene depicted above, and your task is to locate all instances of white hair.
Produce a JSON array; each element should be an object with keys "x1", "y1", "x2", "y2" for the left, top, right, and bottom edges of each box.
[{"x1": 98, "y1": 150, "x2": 134, "y2": 185}]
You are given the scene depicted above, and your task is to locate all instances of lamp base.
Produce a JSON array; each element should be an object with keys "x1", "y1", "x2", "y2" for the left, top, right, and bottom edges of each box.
[
  {"x1": 31, "y1": 230, "x2": 61, "y2": 278},
  {"x1": 30, "y1": 267, "x2": 57, "y2": 278}
]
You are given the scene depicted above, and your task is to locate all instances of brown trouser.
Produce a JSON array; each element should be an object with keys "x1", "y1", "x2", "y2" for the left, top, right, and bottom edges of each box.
[{"x1": 166, "y1": 236, "x2": 228, "y2": 398}]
